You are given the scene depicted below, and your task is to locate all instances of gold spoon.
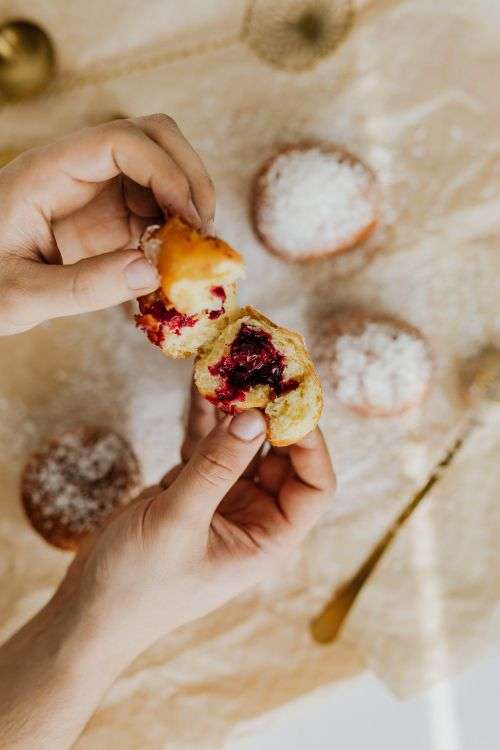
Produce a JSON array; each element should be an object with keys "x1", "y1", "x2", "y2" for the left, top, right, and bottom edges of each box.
[
  {"x1": 0, "y1": 20, "x2": 55, "y2": 101},
  {"x1": 311, "y1": 347, "x2": 500, "y2": 644}
]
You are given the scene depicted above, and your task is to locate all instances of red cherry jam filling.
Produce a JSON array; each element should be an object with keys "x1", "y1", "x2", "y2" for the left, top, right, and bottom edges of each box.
[
  {"x1": 135, "y1": 286, "x2": 228, "y2": 347},
  {"x1": 135, "y1": 291, "x2": 198, "y2": 346},
  {"x1": 208, "y1": 286, "x2": 226, "y2": 320},
  {"x1": 208, "y1": 323, "x2": 299, "y2": 410},
  {"x1": 211, "y1": 286, "x2": 226, "y2": 302}
]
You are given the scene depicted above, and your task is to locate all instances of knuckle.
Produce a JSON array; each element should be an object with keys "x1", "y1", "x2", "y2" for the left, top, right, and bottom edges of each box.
[
  {"x1": 0, "y1": 274, "x2": 38, "y2": 332},
  {"x1": 108, "y1": 118, "x2": 139, "y2": 143},
  {"x1": 0, "y1": 280, "x2": 26, "y2": 317},
  {"x1": 148, "y1": 112, "x2": 178, "y2": 131},
  {"x1": 195, "y1": 446, "x2": 236, "y2": 487},
  {"x1": 71, "y1": 265, "x2": 99, "y2": 311},
  {"x1": 200, "y1": 174, "x2": 216, "y2": 204},
  {"x1": 174, "y1": 172, "x2": 191, "y2": 199}
]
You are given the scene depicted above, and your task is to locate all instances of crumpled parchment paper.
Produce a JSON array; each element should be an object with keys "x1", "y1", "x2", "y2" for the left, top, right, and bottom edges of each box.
[{"x1": 0, "y1": 0, "x2": 499, "y2": 746}]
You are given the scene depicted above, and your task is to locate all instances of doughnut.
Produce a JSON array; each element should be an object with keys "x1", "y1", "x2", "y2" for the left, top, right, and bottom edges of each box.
[
  {"x1": 195, "y1": 306, "x2": 323, "y2": 446},
  {"x1": 312, "y1": 311, "x2": 433, "y2": 416},
  {"x1": 252, "y1": 143, "x2": 378, "y2": 262},
  {"x1": 21, "y1": 426, "x2": 142, "y2": 550},
  {"x1": 135, "y1": 217, "x2": 246, "y2": 358}
]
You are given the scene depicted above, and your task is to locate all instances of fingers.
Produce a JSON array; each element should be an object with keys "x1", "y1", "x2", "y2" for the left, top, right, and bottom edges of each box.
[
  {"x1": 3, "y1": 250, "x2": 159, "y2": 327},
  {"x1": 159, "y1": 410, "x2": 267, "y2": 524},
  {"x1": 181, "y1": 383, "x2": 218, "y2": 463},
  {"x1": 159, "y1": 465, "x2": 183, "y2": 490},
  {"x1": 277, "y1": 429, "x2": 336, "y2": 536},
  {"x1": 136, "y1": 114, "x2": 215, "y2": 231},
  {"x1": 288, "y1": 429, "x2": 336, "y2": 493},
  {"x1": 257, "y1": 449, "x2": 291, "y2": 494},
  {"x1": 22, "y1": 115, "x2": 214, "y2": 230}
]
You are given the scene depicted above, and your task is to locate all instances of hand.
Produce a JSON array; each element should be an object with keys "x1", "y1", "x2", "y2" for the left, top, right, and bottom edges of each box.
[
  {"x1": 0, "y1": 390, "x2": 334, "y2": 749},
  {"x1": 62, "y1": 391, "x2": 336, "y2": 663},
  {"x1": 0, "y1": 114, "x2": 215, "y2": 335}
]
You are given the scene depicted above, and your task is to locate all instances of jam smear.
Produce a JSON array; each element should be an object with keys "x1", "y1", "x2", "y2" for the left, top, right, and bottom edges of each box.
[
  {"x1": 211, "y1": 286, "x2": 226, "y2": 302},
  {"x1": 135, "y1": 291, "x2": 198, "y2": 346},
  {"x1": 135, "y1": 285, "x2": 228, "y2": 348},
  {"x1": 208, "y1": 323, "x2": 299, "y2": 408},
  {"x1": 208, "y1": 286, "x2": 227, "y2": 320},
  {"x1": 208, "y1": 308, "x2": 224, "y2": 320}
]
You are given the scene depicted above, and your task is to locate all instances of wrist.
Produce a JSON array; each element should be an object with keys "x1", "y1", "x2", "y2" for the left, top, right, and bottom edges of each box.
[{"x1": 0, "y1": 588, "x2": 126, "y2": 750}]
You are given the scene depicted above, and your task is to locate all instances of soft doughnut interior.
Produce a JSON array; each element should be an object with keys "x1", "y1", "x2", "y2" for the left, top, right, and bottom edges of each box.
[
  {"x1": 136, "y1": 284, "x2": 238, "y2": 359},
  {"x1": 195, "y1": 306, "x2": 322, "y2": 445},
  {"x1": 136, "y1": 217, "x2": 245, "y2": 358}
]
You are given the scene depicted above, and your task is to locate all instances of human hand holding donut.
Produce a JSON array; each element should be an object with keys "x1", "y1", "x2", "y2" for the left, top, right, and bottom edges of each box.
[
  {"x1": 0, "y1": 387, "x2": 334, "y2": 750},
  {"x1": 0, "y1": 114, "x2": 215, "y2": 335},
  {"x1": 61, "y1": 389, "x2": 334, "y2": 657}
]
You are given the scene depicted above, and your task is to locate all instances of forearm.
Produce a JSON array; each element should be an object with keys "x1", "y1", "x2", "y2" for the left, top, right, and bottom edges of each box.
[{"x1": 0, "y1": 593, "x2": 125, "y2": 750}]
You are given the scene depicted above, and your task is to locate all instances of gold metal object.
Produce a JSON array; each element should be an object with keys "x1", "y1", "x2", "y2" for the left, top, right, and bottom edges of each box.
[
  {"x1": 243, "y1": 0, "x2": 354, "y2": 72},
  {"x1": 311, "y1": 432, "x2": 468, "y2": 642},
  {"x1": 0, "y1": 20, "x2": 55, "y2": 101},
  {"x1": 311, "y1": 347, "x2": 500, "y2": 644},
  {"x1": 462, "y1": 347, "x2": 500, "y2": 403},
  {"x1": 0, "y1": 147, "x2": 23, "y2": 167},
  {"x1": 0, "y1": 4, "x2": 355, "y2": 107}
]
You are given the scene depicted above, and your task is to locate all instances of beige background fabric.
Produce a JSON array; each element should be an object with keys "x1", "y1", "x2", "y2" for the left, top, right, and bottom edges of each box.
[{"x1": 0, "y1": 0, "x2": 499, "y2": 746}]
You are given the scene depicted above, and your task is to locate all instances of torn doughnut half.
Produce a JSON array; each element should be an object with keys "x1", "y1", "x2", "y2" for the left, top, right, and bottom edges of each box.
[
  {"x1": 195, "y1": 306, "x2": 323, "y2": 446},
  {"x1": 135, "y1": 217, "x2": 246, "y2": 358}
]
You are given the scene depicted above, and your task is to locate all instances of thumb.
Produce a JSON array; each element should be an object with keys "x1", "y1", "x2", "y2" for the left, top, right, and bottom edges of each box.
[
  {"x1": 163, "y1": 410, "x2": 267, "y2": 523},
  {"x1": 15, "y1": 250, "x2": 159, "y2": 326}
]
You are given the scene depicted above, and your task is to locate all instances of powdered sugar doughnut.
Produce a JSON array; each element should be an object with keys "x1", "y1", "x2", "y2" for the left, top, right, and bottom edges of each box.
[
  {"x1": 252, "y1": 143, "x2": 378, "y2": 262},
  {"x1": 21, "y1": 427, "x2": 142, "y2": 550},
  {"x1": 313, "y1": 311, "x2": 433, "y2": 416}
]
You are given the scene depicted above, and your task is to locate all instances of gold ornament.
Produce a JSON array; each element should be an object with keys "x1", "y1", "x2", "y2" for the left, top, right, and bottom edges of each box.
[
  {"x1": 0, "y1": 147, "x2": 23, "y2": 167},
  {"x1": 461, "y1": 347, "x2": 500, "y2": 404},
  {"x1": 0, "y1": 20, "x2": 55, "y2": 101},
  {"x1": 243, "y1": 0, "x2": 354, "y2": 72}
]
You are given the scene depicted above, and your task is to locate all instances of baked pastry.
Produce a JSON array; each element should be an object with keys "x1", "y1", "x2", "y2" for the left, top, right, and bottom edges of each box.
[
  {"x1": 252, "y1": 143, "x2": 378, "y2": 262},
  {"x1": 136, "y1": 219, "x2": 322, "y2": 443},
  {"x1": 135, "y1": 217, "x2": 245, "y2": 358},
  {"x1": 21, "y1": 426, "x2": 142, "y2": 550},
  {"x1": 313, "y1": 311, "x2": 432, "y2": 416},
  {"x1": 195, "y1": 306, "x2": 323, "y2": 445}
]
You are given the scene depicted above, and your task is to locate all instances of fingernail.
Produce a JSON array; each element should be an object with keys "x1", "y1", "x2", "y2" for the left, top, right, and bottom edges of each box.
[
  {"x1": 124, "y1": 258, "x2": 159, "y2": 290},
  {"x1": 229, "y1": 410, "x2": 266, "y2": 441},
  {"x1": 203, "y1": 218, "x2": 215, "y2": 236},
  {"x1": 186, "y1": 199, "x2": 202, "y2": 228}
]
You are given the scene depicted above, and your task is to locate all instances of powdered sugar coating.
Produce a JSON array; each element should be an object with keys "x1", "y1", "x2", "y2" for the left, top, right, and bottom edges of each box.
[
  {"x1": 21, "y1": 427, "x2": 142, "y2": 549},
  {"x1": 254, "y1": 145, "x2": 377, "y2": 260},
  {"x1": 314, "y1": 313, "x2": 432, "y2": 416}
]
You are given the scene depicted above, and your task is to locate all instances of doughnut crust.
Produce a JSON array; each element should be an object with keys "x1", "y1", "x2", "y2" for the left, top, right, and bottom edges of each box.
[
  {"x1": 21, "y1": 426, "x2": 142, "y2": 550},
  {"x1": 135, "y1": 217, "x2": 246, "y2": 358},
  {"x1": 195, "y1": 306, "x2": 323, "y2": 446},
  {"x1": 312, "y1": 310, "x2": 433, "y2": 416},
  {"x1": 252, "y1": 143, "x2": 378, "y2": 262}
]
